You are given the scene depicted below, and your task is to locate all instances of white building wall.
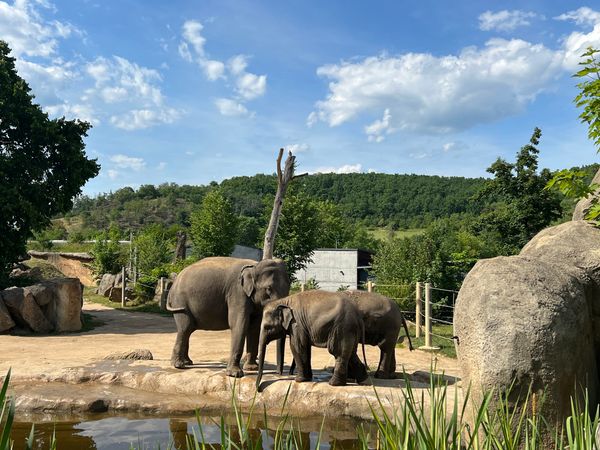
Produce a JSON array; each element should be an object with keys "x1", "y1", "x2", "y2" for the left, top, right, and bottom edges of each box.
[{"x1": 295, "y1": 250, "x2": 358, "y2": 291}]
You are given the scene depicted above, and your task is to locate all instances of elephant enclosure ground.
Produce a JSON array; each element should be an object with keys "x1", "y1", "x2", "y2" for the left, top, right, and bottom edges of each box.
[{"x1": 0, "y1": 298, "x2": 461, "y2": 420}]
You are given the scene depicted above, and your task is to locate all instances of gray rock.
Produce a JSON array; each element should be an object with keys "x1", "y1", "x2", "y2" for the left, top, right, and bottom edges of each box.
[
  {"x1": 454, "y1": 220, "x2": 600, "y2": 430},
  {"x1": 0, "y1": 295, "x2": 15, "y2": 333},
  {"x1": 2, "y1": 287, "x2": 54, "y2": 333},
  {"x1": 103, "y1": 349, "x2": 154, "y2": 360},
  {"x1": 48, "y1": 278, "x2": 83, "y2": 332},
  {"x1": 96, "y1": 274, "x2": 116, "y2": 297},
  {"x1": 28, "y1": 282, "x2": 56, "y2": 306},
  {"x1": 573, "y1": 168, "x2": 600, "y2": 220}
]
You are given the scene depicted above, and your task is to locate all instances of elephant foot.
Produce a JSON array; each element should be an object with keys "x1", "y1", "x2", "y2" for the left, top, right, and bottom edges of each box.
[
  {"x1": 184, "y1": 357, "x2": 193, "y2": 366},
  {"x1": 374, "y1": 371, "x2": 395, "y2": 379},
  {"x1": 243, "y1": 361, "x2": 259, "y2": 371},
  {"x1": 226, "y1": 367, "x2": 244, "y2": 378},
  {"x1": 328, "y1": 374, "x2": 347, "y2": 386},
  {"x1": 172, "y1": 358, "x2": 187, "y2": 369},
  {"x1": 294, "y1": 375, "x2": 312, "y2": 383}
]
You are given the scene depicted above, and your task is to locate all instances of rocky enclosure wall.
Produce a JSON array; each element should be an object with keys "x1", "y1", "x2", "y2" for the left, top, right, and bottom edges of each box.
[
  {"x1": 0, "y1": 278, "x2": 83, "y2": 334},
  {"x1": 28, "y1": 251, "x2": 95, "y2": 286},
  {"x1": 454, "y1": 219, "x2": 600, "y2": 427}
]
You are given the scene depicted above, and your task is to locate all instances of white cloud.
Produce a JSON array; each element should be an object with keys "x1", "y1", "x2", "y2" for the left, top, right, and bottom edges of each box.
[
  {"x1": 409, "y1": 152, "x2": 429, "y2": 159},
  {"x1": 236, "y1": 72, "x2": 267, "y2": 100},
  {"x1": 182, "y1": 20, "x2": 206, "y2": 56},
  {"x1": 45, "y1": 102, "x2": 98, "y2": 124},
  {"x1": 179, "y1": 21, "x2": 267, "y2": 109},
  {"x1": 178, "y1": 41, "x2": 192, "y2": 62},
  {"x1": 287, "y1": 143, "x2": 310, "y2": 153},
  {"x1": 109, "y1": 108, "x2": 180, "y2": 130},
  {"x1": 313, "y1": 163, "x2": 363, "y2": 174},
  {"x1": 200, "y1": 59, "x2": 225, "y2": 80},
  {"x1": 110, "y1": 154, "x2": 146, "y2": 171},
  {"x1": 555, "y1": 7, "x2": 600, "y2": 28},
  {"x1": 157, "y1": 162, "x2": 167, "y2": 170},
  {"x1": 107, "y1": 169, "x2": 119, "y2": 179},
  {"x1": 443, "y1": 142, "x2": 455, "y2": 152},
  {"x1": 312, "y1": 38, "x2": 563, "y2": 134},
  {"x1": 306, "y1": 111, "x2": 318, "y2": 127},
  {"x1": 228, "y1": 54, "x2": 248, "y2": 75},
  {"x1": 365, "y1": 108, "x2": 392, "y2": 142},
  {"x1": 479, "y1": 10, "x2": 538, "y2": 32},
  {"x1": 561, "y1": 20, "x2": 600, "y2": 70},
  {"x1": 214, "y1": 98, "x2": 250, "y2": 117}
]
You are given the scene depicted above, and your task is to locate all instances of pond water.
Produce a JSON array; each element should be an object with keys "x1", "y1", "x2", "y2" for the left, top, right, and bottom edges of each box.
[{"x1": 11, "y1": 413, "x2": 376, "y2": 450}]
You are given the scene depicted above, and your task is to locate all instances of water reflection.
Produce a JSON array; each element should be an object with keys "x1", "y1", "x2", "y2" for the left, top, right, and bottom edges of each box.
[{"x1": 11, "y1": 413, "x2": 374, "y2": 449}]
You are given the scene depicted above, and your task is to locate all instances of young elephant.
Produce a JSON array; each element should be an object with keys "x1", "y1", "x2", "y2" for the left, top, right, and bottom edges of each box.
[
  {"x1": 346, "y1": 291, "x2": 414, "y2": 378},
  {"x1": 256, "y1": 291, "x2": 368, "y2": 389},
  {"x1": 289, "y1": 291, "x2": 414, "y2": 379}
]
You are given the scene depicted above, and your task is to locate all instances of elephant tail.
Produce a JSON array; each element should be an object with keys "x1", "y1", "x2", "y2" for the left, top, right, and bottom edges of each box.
[
  {"x1": 402, "y1": 313, "x2": 415, "y2": 351},
  {"x1": 360, "y1": 321, "x2": 369, "y2": 371},
  {"x1": 165, "y1": 290, "x2": 187, "y2": 313}
]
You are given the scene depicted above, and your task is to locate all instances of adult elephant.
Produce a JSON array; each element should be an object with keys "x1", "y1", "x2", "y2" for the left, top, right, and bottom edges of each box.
[
  {"x1": 256, "y1": 290, "x2": 368, "y2": 389},
  {"x1": 167, "y1": 257, "x2": 290, "y2": 377}
]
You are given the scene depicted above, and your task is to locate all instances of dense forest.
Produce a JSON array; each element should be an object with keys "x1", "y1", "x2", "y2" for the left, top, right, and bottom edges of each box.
[{"x1": 65, "y1": 172, "x2": 491, "y2": 236}]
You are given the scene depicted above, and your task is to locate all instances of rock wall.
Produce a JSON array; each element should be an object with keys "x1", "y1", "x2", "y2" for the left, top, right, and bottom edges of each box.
[
  {"x1": 28, "y1": 251, "x2": 95, "y2": 286},
  {"x1": 0, "y1": 278, "x2": 83, "y2": 334},
  {"x1": 454, "y1": 220, "x2": 600, "y2": 427}
]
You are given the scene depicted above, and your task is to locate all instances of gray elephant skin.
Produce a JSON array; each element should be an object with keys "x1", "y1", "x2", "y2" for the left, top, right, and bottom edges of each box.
[
  {"x1": 256, "y1": 290, "x2": 368, "y2": 390},
  {"x1": 290, "y1": 291, "x2": 414, "y2": 378},
  {"x1": 345, "y1": 291, "x2": 414, "y2": 378},
  {"x1": 167, "y1": 257, "x2": 290, "y2": 377}
]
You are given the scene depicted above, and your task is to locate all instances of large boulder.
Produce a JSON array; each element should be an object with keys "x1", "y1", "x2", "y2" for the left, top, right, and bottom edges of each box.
[
  {"x1": 454, "y1": 220, "x2": 600, "y2": 428},
  {"x1": 0, "y1": 296, "x2": 15, "y2": 333},
  {"x1": 47, "y1": 278, "x2": 83, "y2": 332},
  {"x1": 1, "y1": 287, "x2": 54, "y2": 333},
  {"x1": 96, "y1": 273, "x2": 116, "y2": 296}
]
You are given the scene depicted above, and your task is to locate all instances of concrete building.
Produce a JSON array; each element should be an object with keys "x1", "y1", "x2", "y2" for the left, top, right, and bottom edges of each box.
[{"x1": 295, "y1": 248, "x2": 373, "y2": 291}]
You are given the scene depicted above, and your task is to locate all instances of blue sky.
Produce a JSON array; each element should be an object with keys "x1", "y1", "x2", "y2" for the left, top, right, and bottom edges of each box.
[{"x1": 3, "y1": 0, "x2": 600, "y2": 195}]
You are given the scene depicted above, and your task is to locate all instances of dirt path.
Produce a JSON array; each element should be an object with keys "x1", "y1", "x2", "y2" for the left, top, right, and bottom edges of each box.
[{"x1": 1, "y1": 300, "x2": 462, "y2": 419}]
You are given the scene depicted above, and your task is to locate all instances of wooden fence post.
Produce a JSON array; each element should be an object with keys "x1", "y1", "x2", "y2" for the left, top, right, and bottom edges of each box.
[
  {"x1": 159, "y1": 277, "x2": 167, "y2": 310},
  {"x1": 419, "y1": 282, "x2": 439, "y2": 351},
  {"x1": 121, "y1": 266, "x2": 126, "y2": 307},
  {"x1": 415, "y1": 282, "x2": 422, "y2": 338},
  {"x1": 367, "y1": 280, "x2": 373, "y2": 292},
  {"x1": 301, "y1": 283, "x2": 306, "y2": 292}
]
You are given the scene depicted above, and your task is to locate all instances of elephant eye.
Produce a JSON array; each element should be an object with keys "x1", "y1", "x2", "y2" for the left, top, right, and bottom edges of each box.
[{"x1": 266, "y1": 287, "x2": 272, "y2": 296}]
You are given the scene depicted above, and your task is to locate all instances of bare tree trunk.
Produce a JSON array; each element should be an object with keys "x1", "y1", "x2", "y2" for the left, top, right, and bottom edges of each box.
[
  {"x1": 262, "y1": 149, "x2": 306, "y2": 260},
  {"x1": 173, "y1": 231, "x2": 187, "y2": 262}
]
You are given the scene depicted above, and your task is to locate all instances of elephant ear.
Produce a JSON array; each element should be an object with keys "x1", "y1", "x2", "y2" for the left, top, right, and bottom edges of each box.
[
  {"x1": 278, "y1": 305, "x2": 295, "y2": 330},
  {"x1": 240, "y1": 265, "x2": 256, "y2": 297}
]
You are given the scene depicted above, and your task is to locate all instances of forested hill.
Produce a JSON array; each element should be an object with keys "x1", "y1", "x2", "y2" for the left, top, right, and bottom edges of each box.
[{"x1": 68, "y1": 172, "x2": 486, "y2": 233}]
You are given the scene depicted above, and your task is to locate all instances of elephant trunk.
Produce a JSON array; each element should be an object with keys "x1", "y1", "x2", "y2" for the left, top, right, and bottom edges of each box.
[
  {"x1": 256, "y1": 335, "x2": 268, "y2": 391},
  {"x1": 276, "y1": 337, "x2": 285, "y2": 375}
]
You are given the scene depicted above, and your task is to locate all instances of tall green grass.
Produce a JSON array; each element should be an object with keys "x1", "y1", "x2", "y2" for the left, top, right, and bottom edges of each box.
[{"x1": 2, "y1": 369, "x2": 599, "y2": 449}]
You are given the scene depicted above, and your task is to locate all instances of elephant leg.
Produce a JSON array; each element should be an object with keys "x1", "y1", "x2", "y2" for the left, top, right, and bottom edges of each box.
[
  {"x1": 227, "y1": 309, "x2": 250, "y2": 378},
  {"x1": 243, "y1": 318, "x2": 260, "y2": 371},
  {"x1": 347, "y1": 353, "x2": 368, "y2": 383},
  {"x1": 290, "y1": 340, "x2": 312, "y2": 382},
  {"x1": 375, "y1": 341, "x2": 397, "y2": 379},
  {"x1": 171, "y1": 312, "x2": 195, "y2": 369},
  {"x1": 329, "y1": 355, "x2": 349, "y2": 386}
]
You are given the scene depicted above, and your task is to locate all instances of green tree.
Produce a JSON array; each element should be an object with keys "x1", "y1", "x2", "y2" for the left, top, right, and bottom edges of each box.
[
  {"x1": 91, "y1": 228, "x2": 124, "y2": 275},
  {"x1": 0, "y1": 41, "x2": 99, "y2": 286},
  {"x1": 547, "y1": 47, "x2": 600, "y2": 219},
  {"x1": 475, "y1": 127, "x2": 562, "y2": 253},
  {"x1": 314, "y1": 200, "x2": 353, "y2": 248},
  {"x1": 237, "y1": 216, "x2": 260, "y2": 247},
  {"x1": 134, "y1": 224, "x2": 172, "y2": 275},
  {"x1": 190, "y1": 190, "x2": 239, "y2": 258},
  {"x1": 264, "y1": 192, "x2": 320, "y2": 277}
]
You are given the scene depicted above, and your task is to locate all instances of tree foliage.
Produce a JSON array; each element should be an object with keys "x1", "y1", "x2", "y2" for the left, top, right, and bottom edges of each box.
[
  {"x1": 134, "y1": 224, "x2": 173, "y2": 275},
  {"x1": 91, "y1": 228, "x2": 125, "y2": 275},
  {"x1": 0, "y1": 41, "x2": 99, "y2": 285},
  {"x1": 475, "y1": 127, "x2": 562, "y2": 253},
  {"x1": 190, "y1": 190, "x2": 239, "y2": 258}
]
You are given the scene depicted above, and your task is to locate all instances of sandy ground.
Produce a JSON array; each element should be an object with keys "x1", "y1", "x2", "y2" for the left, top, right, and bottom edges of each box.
[{"x1": 1, "y1": 300, "x2": 462, "y2": 420}]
